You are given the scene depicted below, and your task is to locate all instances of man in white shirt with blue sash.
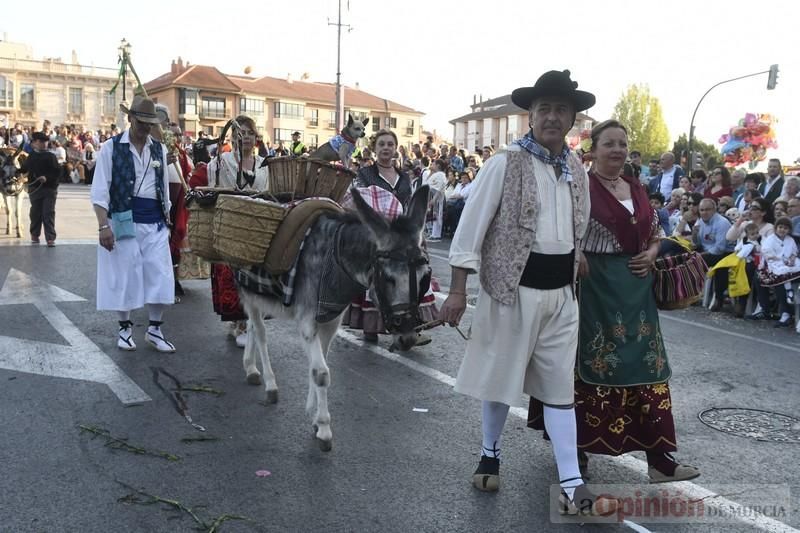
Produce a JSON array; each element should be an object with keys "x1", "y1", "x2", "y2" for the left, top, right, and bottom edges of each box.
[{"x1": 90, "y1": 96, "x2": 176, "y2": 353}]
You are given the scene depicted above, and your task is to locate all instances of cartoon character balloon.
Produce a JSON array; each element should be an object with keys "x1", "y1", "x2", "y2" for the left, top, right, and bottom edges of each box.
[{"x1": 719, "y1": 113, "x2": 778, "y2": 168}]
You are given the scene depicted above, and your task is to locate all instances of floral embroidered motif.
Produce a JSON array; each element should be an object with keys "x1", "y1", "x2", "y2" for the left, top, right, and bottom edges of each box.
[
  {"x1": 637, "y1": 311, "x2": 652, "y2": 341},
  {"x1": 651, "y1": 383, "x2": 669, "y2": 395},
  {"x1": 585, "y1": 413, "x2": 602, "y2": 428},
  {"x1": 608, "y1": 417, "x2": 626, "y2": 434},
  {"x1": 612, "y1": 312, "x2": 627, "y2": 342},
  {"x1": 585, "y1": 323, "x2": 621, "y2": 379},
  {"x1": 658, "y1": 399, "x2": 672, "y2": 410},
  {"x1": 596, "y1": 386, "x2": 611, "y2": 398}
]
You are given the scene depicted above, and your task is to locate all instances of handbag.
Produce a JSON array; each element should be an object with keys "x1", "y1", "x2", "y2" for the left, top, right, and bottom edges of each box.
[
  {"x1": 653, "y1": 252, "x2": 709, "y2": 310},
  {"x1": 110, "y1": 209, "x2": 136, "y2": 240}
]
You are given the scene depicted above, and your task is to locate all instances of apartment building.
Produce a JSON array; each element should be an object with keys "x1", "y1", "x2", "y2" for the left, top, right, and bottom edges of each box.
[
  {"x1": 450, "y1": 94, "x2": 595, "y2": 152},
  {"x1": 0, "y1": 39, "x2": 136, "y2": 131},
  {"x1": 144, "y1": 59, "x2": 424, "y2": 149}
]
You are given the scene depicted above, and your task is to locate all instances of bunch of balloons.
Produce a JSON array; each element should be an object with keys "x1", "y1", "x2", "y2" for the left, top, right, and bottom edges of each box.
[{"x1": 718, "y1": 113, "x2": 778, "y2": 167}]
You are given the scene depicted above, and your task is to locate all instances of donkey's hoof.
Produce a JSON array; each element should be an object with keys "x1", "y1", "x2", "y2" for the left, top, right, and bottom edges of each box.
[
  {"x1": 246, "y1": 372, "x2": 262, "y2": 386},
  {"x1": 317, "y1": 438, "x2": 333, "y2": 452},
  {"x1": 265, "y1": 389, "x2": 279, "y2": 404}
]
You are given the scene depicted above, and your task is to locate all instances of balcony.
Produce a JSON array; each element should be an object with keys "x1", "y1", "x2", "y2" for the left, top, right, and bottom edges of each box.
[
  {"x1": 327, "y1": 121, "x2": 337, "y2": 129},
  {"x1": 201, "y1": 109, "x2": 227, "y2": 120},
  {"x1": 405, "y1": 127, "x2": 414, "y2": 136},
  {"x1": 309, "y1": 119, "x2": 319, "y2": 127}
]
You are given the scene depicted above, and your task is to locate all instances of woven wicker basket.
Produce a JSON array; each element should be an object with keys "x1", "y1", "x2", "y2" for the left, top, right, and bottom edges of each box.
[
  {"x1": 297, "y1": 159, "x2": 355, "y2": 203},
  {"x1": 266, "y1": 157, "x2": 302, "y2": 197},
  {"x1": 187, "y1": 187, "x2": 233, "y2": 262},
  {"x1": 212, "y1": 195, "x2": 288, "y2": 267}
]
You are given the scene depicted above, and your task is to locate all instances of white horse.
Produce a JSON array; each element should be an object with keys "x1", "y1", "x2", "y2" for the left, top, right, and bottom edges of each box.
[{"x1": 0, "y1": 148, "x2": 27, "y2": 238}]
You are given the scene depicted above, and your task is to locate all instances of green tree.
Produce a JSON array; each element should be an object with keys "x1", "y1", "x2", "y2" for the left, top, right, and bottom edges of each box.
[
  {"x1": 611, "y1": 85, "x2": 670, "y2": 161},
  {"x1": 671, "y1": 133, "x2": 721, "y2": 171}
]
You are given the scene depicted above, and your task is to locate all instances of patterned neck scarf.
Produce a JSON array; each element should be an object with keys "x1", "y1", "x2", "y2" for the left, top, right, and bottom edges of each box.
[{"x1": 513, "y1": 131, "x2": 573, "y2": 182}]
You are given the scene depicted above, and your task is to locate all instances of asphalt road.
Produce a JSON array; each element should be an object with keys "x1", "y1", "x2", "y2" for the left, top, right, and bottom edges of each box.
[{"x1": 0, "y1": 185, "x2": 798, "y2": 532}]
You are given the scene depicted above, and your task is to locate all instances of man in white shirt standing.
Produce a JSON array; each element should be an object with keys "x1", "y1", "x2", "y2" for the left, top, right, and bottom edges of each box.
[
  {"x1": 439, "y1": 70, "x2": 617, "y2": 516},
  {"x1": 90, "y1": 96, "x2": 176, "y2": 353}
]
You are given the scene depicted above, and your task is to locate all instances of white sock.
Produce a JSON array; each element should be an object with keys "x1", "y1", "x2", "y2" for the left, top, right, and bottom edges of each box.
[
  {"x1": 147, "y1": 304, "x2": 165, "y2": 326},
  {"x1": 781, "y1": 312, "x2": 791, "y2": 322},
  {"x1": 753, "y1": 303, "x2": 763, "y2": 314},
  {"x1": 543, "y1": 405, "x2": 582, "y2": 500},
  {"x1": 117, "y1": 311, "x2": 131, "y2": 323},
  {"x1": 481, "y1": 401, "x2": 509, "y2": 459}
]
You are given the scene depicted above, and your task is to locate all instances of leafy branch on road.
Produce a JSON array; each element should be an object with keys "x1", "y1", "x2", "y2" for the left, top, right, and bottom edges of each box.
[
  {"x1": 179, "y1": 383, "x2": 225, "y2": 396},
  {"x1": 78, "y1": 424, "x2": 181, "y2": 462},
  {"x1": 180, "y1": 434, "x2": 220, "y2": 443},
  {"x1": 116, "y1": 480, "x2": 250, "y2": 533}
]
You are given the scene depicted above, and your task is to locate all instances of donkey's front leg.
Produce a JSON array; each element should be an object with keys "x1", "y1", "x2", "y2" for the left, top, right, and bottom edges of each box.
[
  {"x1": 302, "y1": 322, "x2": 332, "y2": 451},
  {"x1": 2, "y1": 196, "x2": 10, "y2": 235},
  {"x1": 15, "y1": 194, "x2": 24, "y2": 238}
]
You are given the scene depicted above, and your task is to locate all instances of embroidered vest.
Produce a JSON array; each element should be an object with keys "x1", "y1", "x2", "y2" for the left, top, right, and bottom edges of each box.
[
  {"x1": 479, "y1": 149, "x2": 590, "y2": 306},
  {"x1": 110, "y1": 133, "x2": 166, "y2": 217}
]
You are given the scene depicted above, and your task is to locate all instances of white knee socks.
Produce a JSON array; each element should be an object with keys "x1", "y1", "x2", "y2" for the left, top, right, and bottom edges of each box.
[
  {"x1": 147, "y1": 304, "x2": 166, "y2": 324},
  {"x1": 117, "y1": 311, "x2": 131, "y2": 322},
  {"x1": 481, "y1": 400, "x2": 509, "y2": 459},
  {"x1": 543, "y1": 405, "x2": 583, "y2": 499}
]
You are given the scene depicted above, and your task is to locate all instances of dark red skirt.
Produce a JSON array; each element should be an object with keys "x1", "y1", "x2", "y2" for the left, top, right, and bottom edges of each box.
[
  {"x1": 528, "y1": 377, "x2": 678, "y2": 455},
  {"x1": 211, "y1": 264, "x2": 246, "y2": 321}
]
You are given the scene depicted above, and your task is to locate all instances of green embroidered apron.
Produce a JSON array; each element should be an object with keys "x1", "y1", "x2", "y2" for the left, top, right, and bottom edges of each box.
[{"x1": 577, "y1": 254, "x2": 671, "y2": 386}]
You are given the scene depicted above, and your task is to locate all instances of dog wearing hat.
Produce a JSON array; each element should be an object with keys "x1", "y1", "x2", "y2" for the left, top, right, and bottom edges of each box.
[{"x1": 309, "y1": 113, "x2": 369, "y2": 170}]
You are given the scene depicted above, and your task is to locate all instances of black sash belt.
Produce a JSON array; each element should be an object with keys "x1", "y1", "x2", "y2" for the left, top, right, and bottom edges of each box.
[{"x1": 518, "y1": 250, "x2": 575, "y2": 290}]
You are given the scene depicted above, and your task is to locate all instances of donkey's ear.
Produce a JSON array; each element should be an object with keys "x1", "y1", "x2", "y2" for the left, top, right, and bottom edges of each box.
[
  {"x1": 362, "y1": 117, "x2": 369, "y2": 127},
  {"x1": 350, "y1": 187, "x2": 390, "y2": 239},
  {"x1": 406, "y1": 185, "x2": 429, "y2": 235},
  {"x1": 347, "y1": 114, "x2": 354, "y2": 127}
]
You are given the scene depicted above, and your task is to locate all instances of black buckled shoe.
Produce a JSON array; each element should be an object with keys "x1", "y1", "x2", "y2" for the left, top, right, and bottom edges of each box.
[{"x1": 472, "y1": 455, "x2": 500, "y2": 492}]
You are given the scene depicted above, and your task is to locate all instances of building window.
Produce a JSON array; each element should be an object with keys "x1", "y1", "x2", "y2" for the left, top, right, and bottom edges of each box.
[
  {"x1": 273, "y1": 102, "x2": 304, "y2": 119},
  {"x1": 20, "y1": 84, "x2": 35, "y2": 111},
  {"x1": 201, "y1": 96, "x2": 226, "y2": 118},
  {"x1": 384, "y1": 116, "x2": 397, "y2": 129},
  {"x1": 180, "y1": 89, "x2": 198, "y2": 115},
  {"x1": 102, "y1": 90, "x2": 116, "y2": 116},
  {"x1": 240, "y1": 98, "x2": 264, "y2": 116},
  {"x1": 309, "y1": 109, "x2": 318, "y2": 127},
  {"x1": 327, "y1": 111, "x2": 337, "y2": 129},
  {"x1": 307, "y1": 134, "x2": 318, "y2": 149},
  {"x1": 274, "y1": 129, "x2": 299, "y2": 143},
  {"x1": 0, "y1": 76, "x2": 13, "y2": 108},
  {"x1": 203, "y1": 125, "x2": 215, "y2": 136},
  {"x1": 405, "y1": 119, "x2": 414, "y2": 136},
  {"x1": 372, "y1": 116, "x2": 380, "y2": 132},
  {"x1": 69, "y1": 88, "x2": 84, "y2": 114}
]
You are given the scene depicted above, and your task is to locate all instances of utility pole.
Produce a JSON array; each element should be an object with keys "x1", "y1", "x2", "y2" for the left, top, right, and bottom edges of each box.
[
  {"x1": 688, "y1": 65, "x2": 778, "y2": 169},
  {"x1": 328, "y1": 0, "x2": 351, "y2": 131}
]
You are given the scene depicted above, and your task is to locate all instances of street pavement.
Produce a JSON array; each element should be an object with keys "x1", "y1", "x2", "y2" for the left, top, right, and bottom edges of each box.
[{"x1": 1, "y1": 185, "x2": 799, "y2": 533}]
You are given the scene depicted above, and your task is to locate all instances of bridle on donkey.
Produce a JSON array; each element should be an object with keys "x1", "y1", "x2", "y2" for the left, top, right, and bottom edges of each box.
[{"x1": 372, "y1": 247, "x2": 431, "y2": 334}]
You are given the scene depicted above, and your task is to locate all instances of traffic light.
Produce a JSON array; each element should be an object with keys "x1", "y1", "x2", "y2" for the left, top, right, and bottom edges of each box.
[{"x1": 767, "y1": 64, "x2": 779, "y2": 90}]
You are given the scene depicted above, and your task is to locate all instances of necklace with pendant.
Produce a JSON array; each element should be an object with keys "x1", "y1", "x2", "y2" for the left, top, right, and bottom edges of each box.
[{"x1": 594, "y1": 170, "x2": 621, "y2": 190}]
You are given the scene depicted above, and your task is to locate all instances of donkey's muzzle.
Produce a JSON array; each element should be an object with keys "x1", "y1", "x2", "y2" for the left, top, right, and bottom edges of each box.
[{"x1": 384, "y1": 304, "x2": 418, "y2": 334}]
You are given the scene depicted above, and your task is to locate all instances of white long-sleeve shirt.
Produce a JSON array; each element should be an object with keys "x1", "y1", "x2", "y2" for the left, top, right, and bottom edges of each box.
[
  {"x1": 90, "y1": 130, "x2": 170, "y2": 213},
  {"x1": 449, "y1": 145, "x2": 575, "y2": 273}
]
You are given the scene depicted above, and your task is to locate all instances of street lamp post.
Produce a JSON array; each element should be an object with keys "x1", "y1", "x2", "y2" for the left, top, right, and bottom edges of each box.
[
  {"x1": 688, "y1": 65, "x2": 778, "y2": 169},
  {"x1": 116, "y1": 38, "x2": 132, "y2": 129},
  {"x1": 328, "y1": 1, "x2": 351, "y2": 132}
]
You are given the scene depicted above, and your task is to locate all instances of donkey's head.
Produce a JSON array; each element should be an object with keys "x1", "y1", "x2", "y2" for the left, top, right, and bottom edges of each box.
[
  {"x1": 0, "y1": 149, "x2": 24, "y2": 195},
  {"x1": 351, "y1": 185, "x2": 432, "y2": 351}
]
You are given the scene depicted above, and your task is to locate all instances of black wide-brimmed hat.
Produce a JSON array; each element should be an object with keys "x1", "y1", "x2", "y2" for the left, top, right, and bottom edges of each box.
[{"x1": 511, "y1": 70, "x2": 595, "y2": 112}]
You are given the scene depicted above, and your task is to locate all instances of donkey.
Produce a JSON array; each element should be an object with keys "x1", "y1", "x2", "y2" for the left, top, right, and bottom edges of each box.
[
  {"x1": 237, "y1": 185, "x2": 431, "y2": 451},
  {"x1": 0, "y1": 148, "x2": 27, "y2": 238}
]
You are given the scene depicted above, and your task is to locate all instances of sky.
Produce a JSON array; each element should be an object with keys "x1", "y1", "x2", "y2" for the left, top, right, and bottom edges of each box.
[{"x1": 3, "y1": 0, "x2": 799, "y2": 165}]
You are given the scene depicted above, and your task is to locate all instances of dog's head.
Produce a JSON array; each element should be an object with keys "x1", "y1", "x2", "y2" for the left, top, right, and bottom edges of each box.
[{"x1": 343, "y1": 114, "x2": 369, "y2": 139}]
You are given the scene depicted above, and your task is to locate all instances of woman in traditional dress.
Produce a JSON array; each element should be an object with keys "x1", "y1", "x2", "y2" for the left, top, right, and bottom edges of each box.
[
  {"x1": 342, "y1": 129, "x2": 436, "y2": 345},
  {"x1": 528, "y1": 120, "x2": 700, "y2": 483},
  {"x1": 204, "y1": 115, "x2": 268, "y2": 347}
]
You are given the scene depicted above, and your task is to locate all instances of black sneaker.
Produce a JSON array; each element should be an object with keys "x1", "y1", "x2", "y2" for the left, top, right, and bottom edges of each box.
[{"x1": 472, "y1": 455, "x2": 500, "y2": 492}]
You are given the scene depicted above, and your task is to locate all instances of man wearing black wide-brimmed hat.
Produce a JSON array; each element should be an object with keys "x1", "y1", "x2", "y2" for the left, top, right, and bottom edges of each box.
[{"x1": 440, "y1": 70, "x2": 617, "y2": 516}]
